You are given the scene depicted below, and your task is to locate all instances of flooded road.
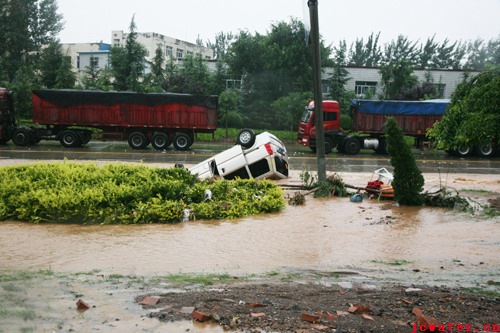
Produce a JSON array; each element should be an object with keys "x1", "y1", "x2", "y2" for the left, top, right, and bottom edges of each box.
[
  {"x1": 1, "y1": 196, "x2": 498, "y2": 285},
  {"x1": 0, "y1": 157, "x2": 499, "y2": 332}
]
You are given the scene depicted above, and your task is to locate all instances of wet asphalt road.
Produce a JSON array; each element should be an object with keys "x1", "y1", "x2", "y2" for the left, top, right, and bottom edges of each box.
[{"x1": 0, "y1": 140, "x2": 499, "y2": 174}]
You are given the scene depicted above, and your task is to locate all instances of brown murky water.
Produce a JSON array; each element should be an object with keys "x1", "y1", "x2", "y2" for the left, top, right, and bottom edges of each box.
[
  {"x1": 1, "y1": 163, "x2": 499, "y2": 332},
  {"x1": 1, "y1": 198, "x2": 499, "y2": 282}
]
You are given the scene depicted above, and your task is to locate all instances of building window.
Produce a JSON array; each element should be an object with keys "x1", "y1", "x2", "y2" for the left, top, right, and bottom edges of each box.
[
  {"x1": 226, "y1": 79, "x2": 242, "y2": 90},
  {"x1": 355, "y1": 81, "x2": 377, "y2": 96},
  {"x1": 433, "y1": 84, "x2": 446, "y2": 98},
  {"x1": 166, "y1": 46, "x2": 173, "y2": 57},
  {"x1": 176, "y1": 48, "x2": 184, "y2": 59},
  {"x1": 77, "y1": 56, "x2": 80, "y2": 69},
  {"x1": 90, "y1": 57, "x2": 99, "y2": 68}
]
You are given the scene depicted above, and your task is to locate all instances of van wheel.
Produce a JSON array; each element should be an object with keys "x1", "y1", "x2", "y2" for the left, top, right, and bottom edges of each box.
[
  {"x1": 236, "y1": 128, "x2": 256, "y2": 148},
  {"x1": 128, "y1": 132, "x2": 149, "y2": 149},
  {"x1": 151, "y1": 132, "x2": 171, "y2": 150},
  {"x1": 343, "y1": 137, "x2": 361, "y2": 155},
  {"x1": 173, "y1": 132, "x2": 192, "y2": 151},
  {"x1": 12, "y1": 128, "x2": 33, "y2": 146}
]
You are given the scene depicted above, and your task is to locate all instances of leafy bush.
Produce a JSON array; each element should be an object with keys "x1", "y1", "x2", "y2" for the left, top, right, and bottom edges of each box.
[{"x1": 0, "y1": 162, "x2": 285, "y2": 224}]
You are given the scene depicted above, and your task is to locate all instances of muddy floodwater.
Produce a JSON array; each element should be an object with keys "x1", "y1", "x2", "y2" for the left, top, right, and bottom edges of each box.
[
  {"x1": 1, "y1": 188, "x2": 499, "y2": 285},
  {"x1": 0, "y1": 162, "x2": 499, "y2": 333}
]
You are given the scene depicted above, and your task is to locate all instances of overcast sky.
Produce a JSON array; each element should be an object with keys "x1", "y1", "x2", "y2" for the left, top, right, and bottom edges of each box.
[{"x1": 57, "y1": 0, "x2": 500, "y2": 47}]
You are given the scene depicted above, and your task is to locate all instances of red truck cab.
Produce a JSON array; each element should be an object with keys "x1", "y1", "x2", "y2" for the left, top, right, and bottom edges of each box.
[{"x1": 297, "y1": 100, "x2": 340, "y2": 150}]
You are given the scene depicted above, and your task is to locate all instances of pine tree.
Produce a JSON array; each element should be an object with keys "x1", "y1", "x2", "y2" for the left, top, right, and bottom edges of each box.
[{"x1": 384, "y1": 117, "x2": 424, "y2": 205}]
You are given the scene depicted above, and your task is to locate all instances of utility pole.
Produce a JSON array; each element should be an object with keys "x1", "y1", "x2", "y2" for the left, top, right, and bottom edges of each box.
[{"x1": 308, "y1": 0, "x2": 326, "y2": 181}]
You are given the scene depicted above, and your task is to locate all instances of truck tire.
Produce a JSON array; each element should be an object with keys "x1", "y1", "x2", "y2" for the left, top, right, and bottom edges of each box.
[
  {"x1": 59, "y1": 130, "x2": 82, "y2": 148},
  {"x1": 173, "y1": 132, "x2": 192, "y2": 151},
  {"x1": 81, "y1": 131, "x2": 92, "y2": 145},
  {"x1": 151, "y1": 132, "x2": 171, "y2": 150},
  {"x1": 128, "y1": 132, "x2": 149, "y2": 149},
  {"x1": 374, "y1": 138, "x2": 388, "y2": 154},
  {"x1": 343, "y1": 137, "x2": 361, "y2": 155},
  {"x1": 475, "y1": 143, "x2": 495, "y2": 157},
  {"x1": 236, "y1": 128, "x2": 256, "y2": 148},
  {"x1": 455, "y1": 144, "x2": 472, "y2": 157},
  {"x1": 12, "y1": 128, "x2": 33, "y2": 146},
  {"x1": 324, "y1": 137, "x2": 334, "y2": 154}
]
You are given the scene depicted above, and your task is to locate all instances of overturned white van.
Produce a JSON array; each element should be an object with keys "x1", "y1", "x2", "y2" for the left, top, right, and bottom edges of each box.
[{"x1": 189, "y1": 129, "x2": 289, "y2": 180}]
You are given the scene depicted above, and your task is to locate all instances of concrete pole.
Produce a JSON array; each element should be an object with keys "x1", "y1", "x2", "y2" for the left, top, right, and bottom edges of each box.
[{"x1": 308, "y1": 0, "x2": 326, "y2": 181}]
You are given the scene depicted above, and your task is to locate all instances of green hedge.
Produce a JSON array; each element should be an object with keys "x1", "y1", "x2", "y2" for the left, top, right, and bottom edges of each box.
[{"x1": 0, "y1": 162, "x2": 285, "y2": 224}]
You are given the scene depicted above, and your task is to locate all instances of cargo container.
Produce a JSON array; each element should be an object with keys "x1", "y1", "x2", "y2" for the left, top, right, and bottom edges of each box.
[
  {"x1": 298, "y1": 99, "x2": 448, "y2": 155},
  {"x1": 0, "y1": 89, "x2": 218, "y2": 150}
]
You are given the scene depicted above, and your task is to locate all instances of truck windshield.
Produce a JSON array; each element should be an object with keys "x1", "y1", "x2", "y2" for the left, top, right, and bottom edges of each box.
[{"x1": 300, "y1": 109, "x2": 313, "y2": 123}]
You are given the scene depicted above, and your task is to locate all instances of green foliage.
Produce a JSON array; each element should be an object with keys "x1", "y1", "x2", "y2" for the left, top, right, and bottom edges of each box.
[
  {"x1": 0, "y1": 0, "x2": 63, "y2": 82},
  {"x1": 39, "y1": 42, "x2": 75, "y2": 89},
  {"x1": 385, "y1": 117, "x2": 425, "y2": 206},
  {"x1": 270, "y1": 92, "x2": 312, "y2": 131},
  {"x1": 0, "y1": 162, "x2": 285, "y2": 224},
  {"x1": 428, "y1": 69, "x2": 500, "y2": 150},
  {"x1": 299, "y1": 169, "x2": 348, "y2": 198},
  {"x1": 110, "y1": 15, "x2": 148, "y2": 92}
]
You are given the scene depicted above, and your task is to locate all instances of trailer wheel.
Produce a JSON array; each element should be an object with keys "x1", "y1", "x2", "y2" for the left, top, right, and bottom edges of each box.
[
  {"x1": 475, "y1": 143, "x2": 495, "y2": 157},
  {"x1": 343, "y1": 137, "x2": 361, "y2": 155},
  {"x1": 455, "y1": 144, "x2": 472, "y2": 157},
  {"x1": 236, "y1": 128, "x2": 256, "y2": 148},
  {"x1": 12, "y1": 128, "x2": 33, "y2": 146},
  {"x1": 173, "y1": 132, "x2": 192, "y2": 151},
  {"x1": 128, "y1": 132, "x2": 149, "y2": 149},
  {"x1": 151, "y1": 132, "x2": 171, "y2": 150},
  {"x1": 60, "y1": 130, "x2": 82, "y2": 148}
]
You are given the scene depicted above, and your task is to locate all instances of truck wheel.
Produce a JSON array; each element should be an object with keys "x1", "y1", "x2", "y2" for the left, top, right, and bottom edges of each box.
[
  {"x1": 236, "y1": 128, "x2": 256, "y2": 148},
  {"x1": 475, "y1": 143, "x2": 494, "y2": 157},
  {"x1": 81, "y1": 131, "x2": 92, "y2": 145},
  {"x1": 60, "y1": 130, "x2": 82, "y2": 148},
  {"x1": 324, "y1": 137, "x2": 334, "y2": 154},
  {"x1": 455, "y1": 144, "x2": 472, "y2": 157},
  {"x1": 375, "y1": 138, "x2": 388, "y2": 154},
  {"x1": 12, "y1": 128, "x2": 33, "y2": 146},
  {"x1": 343, "y1": 137, "x2": 361, "y2": 155},
  {"x1": 173, "y1": 132, "x2": 192, "y2": 151},
  {"x1": 151, "y1": 132, "x2": 171, "y2": 150},
  {"x1": 128, "y1": 132, "x2": 149, "y2": 149}
]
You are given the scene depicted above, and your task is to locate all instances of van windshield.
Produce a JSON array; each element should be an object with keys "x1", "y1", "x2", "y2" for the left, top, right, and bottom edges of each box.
[{"x1": 300, "y1": 109, "x2": 313, "y2": 123}]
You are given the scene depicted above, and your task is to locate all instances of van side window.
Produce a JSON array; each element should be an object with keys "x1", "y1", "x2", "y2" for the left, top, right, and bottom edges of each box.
[
  {"x1": 224, "y1": 167, "x2": 250, "y2": 180},
  {"x1": 248, "y1": 158, "x2": 271, "y2": 178}
]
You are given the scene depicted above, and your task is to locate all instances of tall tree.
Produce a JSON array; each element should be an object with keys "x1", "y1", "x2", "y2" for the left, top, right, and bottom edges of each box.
[
  {"x1": 330, "y1": 40, "x2": 351, "y2": 112},
  {"x1": 0, "y1": 0, "x2": 63, "y2": 82},
  {"x1": 428, "y1": 68, "x2": 500, "y2": 153},
  {"x1": 379, "y1": 36, "x2": 419, "y2": 99},
  {"x1": 39, "y1": 42, "x2": 75, "y2": 89},
  {"x1": 110, "y1": 15, "x2": 147, "y2": 92},
  {"x1": 349, "y1": 32, "x2": 382, "y2": 67}
]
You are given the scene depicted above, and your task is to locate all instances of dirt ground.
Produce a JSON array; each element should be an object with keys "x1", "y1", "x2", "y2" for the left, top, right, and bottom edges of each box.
[{"x1": 140, "y1": 278, "x2": 500, "y2": 333}]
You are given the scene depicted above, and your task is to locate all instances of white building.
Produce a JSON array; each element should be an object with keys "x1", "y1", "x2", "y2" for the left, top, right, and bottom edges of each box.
[
  {"x1": 111, "y1": 30, "x2": 214, "y2": 63},
  {"x1": 322, "y1": 66, "x2": 481, "y2": 99},
  {"x1": 61, "y1": 31, "x2": 214, "y2": 78}
]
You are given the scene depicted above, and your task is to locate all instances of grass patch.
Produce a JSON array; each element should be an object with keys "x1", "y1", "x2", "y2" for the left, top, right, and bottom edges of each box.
[
  {"x1": 152, "y1": 273, "x2": 238, "y2": 287},
  {"x1": 461, "y1": 189, "x2": 496, "y2": 195},
  {"x1": 0, "y1": 269, "x2": 56, "y2": 283},
  {"x1": 370, "y1": 259, "x2": 413, "y2": 266}
]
